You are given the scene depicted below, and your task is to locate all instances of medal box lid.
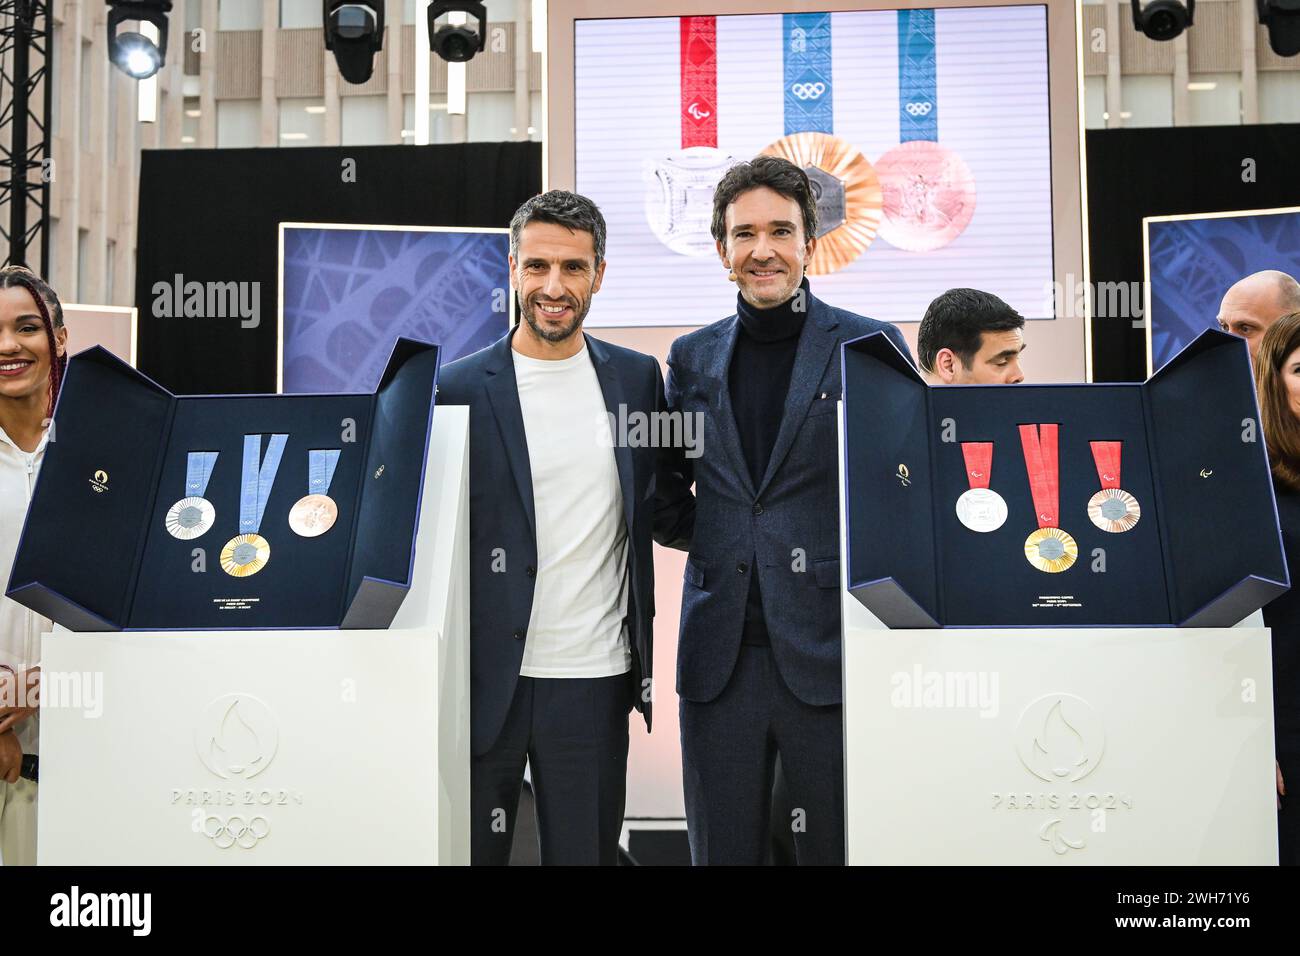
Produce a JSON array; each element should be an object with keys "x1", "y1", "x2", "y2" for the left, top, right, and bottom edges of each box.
[
  {"x1": 841, "y1": 329, "x2": 1288, "y2": 628},
  {"x1": 5, "y1": 339, "x2": 440, "y2": 631}
]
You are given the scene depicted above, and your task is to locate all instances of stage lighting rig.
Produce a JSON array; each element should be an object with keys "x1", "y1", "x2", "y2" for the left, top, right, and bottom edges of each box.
[
  {"x1": 324, "y1": 0, "x2": 385, "y2": 84},
  {"x1": 1130, "y1": 0, "x2": 1194, "y2": 41},
  {"x1": 1258, "y1": 0, "x2": 1300, "y2": 56},
  {"x1": 106, "y1": 0, "x2": 172, "y2": 79},
  {"x1": 429, "y1": 2, "x2": 486, "y2": 63}
]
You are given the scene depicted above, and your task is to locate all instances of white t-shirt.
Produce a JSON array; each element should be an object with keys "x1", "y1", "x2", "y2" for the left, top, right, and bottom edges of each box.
[
  {"x1": 0, "y1": 425, "x2": 49, "y2": 757},
  {"x1": 512, "y1": 342, "x2": 630, "y2": 679}
]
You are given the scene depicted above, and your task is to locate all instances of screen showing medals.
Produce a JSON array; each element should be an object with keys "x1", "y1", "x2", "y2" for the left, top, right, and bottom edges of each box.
[
  {"x1": 1087, "y1": 440, "x2": 1140, "y2": 533},
  {"x1": 1019, "y1": 423, "x2": 1076, "y2": 573},
  {"x1": 761, "y1": 12, "x2": 881, "y2": 275},
  {"x1": 289, "y1": 449, "x2": 341, "y2": 538},
  {"x1": 954, "y1": 441, "x2": 1006, "y2": 533},
  {"x1": 644, "y1": 16, "x2": 738, "y2": 257},
  {"x1": 164, "y1": 451, "x2": 218, "y2": 540},
  {"x1": 874, "y1": 9, "x2": 976, "y2": 253},
  {"x1": 221, "y1": 433, "x2": 287, "y2": 578}
]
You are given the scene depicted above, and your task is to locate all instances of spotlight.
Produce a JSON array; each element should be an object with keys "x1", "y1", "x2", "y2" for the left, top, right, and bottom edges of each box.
[
  {"x1": 429, "y1": 2, "x2": 486, "y2": 63},
  {"x1": 1130, "y1": 0, "x2": 1194, "y2": 41},
  {"x1": 323, "y1": 0, "x2": 385, "y2": 84},
  {"x1": 106, "y1": 1, "x2": 172, "y2": 79},
  {"x1": 1258, "y1": 0, "x2": 1300, "y2": 56}
]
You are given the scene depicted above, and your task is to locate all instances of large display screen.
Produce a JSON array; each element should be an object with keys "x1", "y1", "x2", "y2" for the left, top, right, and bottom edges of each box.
[{"x1": 574, "y1": 5, "x2": 1054, "y2": 328}]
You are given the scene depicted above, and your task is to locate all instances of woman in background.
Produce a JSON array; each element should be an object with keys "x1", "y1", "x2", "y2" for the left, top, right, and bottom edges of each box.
[
  {"x1": 1257, "y1": 311, "x2": 1300, "y2": 866},
  {"x1": 0, "y1": 265, "x2": 66, "y2": 866}
]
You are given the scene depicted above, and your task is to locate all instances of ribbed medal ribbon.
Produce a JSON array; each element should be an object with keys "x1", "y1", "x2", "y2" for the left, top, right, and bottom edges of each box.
[
  {"x1": 961, "y1": 442, "x2": 992, "y2": 490},
  {"x1": 239, "y1": 434, "x2": 288, "y2": 535},
  {"x1": 680, "y1": 16, "x2": 718, "y2": 148},
  {"x1": 898, "y1": 9, "x2": 938, "y2": 144},
  {"x1": 1018, "y1": 424, "x2": 1059, "y2": 529},
  {"x1": 1089, "y1": 441, "x2": 1122, "y2": 490},
  {"x1": 185, "y1": 451, "x2": 218, "y2": 498},
  {"x1": 307, "y1": 448, "x2": 341, "y2": 496},
  {"x1": 783, "y1": 12, "x2": 833, "y2": 135}
]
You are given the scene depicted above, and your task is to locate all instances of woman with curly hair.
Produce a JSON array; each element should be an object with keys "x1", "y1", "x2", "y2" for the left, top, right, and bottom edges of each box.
[{"x1": 0, "y1": 265, "x2": 66, "y2": 866}]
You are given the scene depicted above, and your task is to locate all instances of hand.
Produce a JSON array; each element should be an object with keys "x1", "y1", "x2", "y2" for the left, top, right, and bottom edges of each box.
[
  {"x1": 1280, "y1": 760, "x2": 1287, "y2": 811},
  {"x1": 0, "y1": 667, "x2": 39, "y2": 735},
  {"x1": 0, "y1": 731, "x2": 21, "y2": 785}
]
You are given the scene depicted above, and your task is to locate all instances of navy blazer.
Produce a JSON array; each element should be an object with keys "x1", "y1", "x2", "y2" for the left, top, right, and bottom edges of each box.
[
  {"x1": 664, "y1": 292, "x2": 913, "y2": 706},
  {"x1": 438, "y1": 329, "x2": 693, "y2": 756}
]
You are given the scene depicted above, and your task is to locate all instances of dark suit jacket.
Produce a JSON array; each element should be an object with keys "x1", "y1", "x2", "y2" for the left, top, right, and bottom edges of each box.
[
  {"x1": 663, "y1": 292, "x2": 913, "y2": 706},
  {"x1": 438, "y1": 328, "x2": 693, "y2": 756}
]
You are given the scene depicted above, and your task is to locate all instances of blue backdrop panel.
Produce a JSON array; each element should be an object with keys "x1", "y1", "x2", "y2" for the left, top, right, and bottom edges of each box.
[
  {"x1": 282, "y1": 225, "x2": 509, "y2": 393},
  {"x1": 1148, "y1": 209, "x2": 1300, "y2": 372}
]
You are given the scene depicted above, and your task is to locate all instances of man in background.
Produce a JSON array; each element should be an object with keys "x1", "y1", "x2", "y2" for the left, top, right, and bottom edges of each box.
[
  {"x1": 1218, "y1": 270, "x2": 1300, "y2": 367},
  {"x1": 917, "y1": 287, "x2": 1026, "y2": 385}
]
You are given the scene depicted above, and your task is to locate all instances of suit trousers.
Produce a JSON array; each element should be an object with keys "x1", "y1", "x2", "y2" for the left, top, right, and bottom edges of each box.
[
  {"x1": 472, "y1": 672, "x2": 632, "y2": 866},
  {"x1": 681, "y1": 645, "x2": 844, "y2": 865},
  {"x1": 0, "y1": 777, "x2": 36, "y2": 866}
]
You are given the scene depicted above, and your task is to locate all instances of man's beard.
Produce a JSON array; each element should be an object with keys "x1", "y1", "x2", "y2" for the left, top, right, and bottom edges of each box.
[
  {"x1": 735, "y1": 256, "x2": 803, "y2": 309},
  {"x1": 520, "y1": 291, "x2": 590, "y2": 343}
]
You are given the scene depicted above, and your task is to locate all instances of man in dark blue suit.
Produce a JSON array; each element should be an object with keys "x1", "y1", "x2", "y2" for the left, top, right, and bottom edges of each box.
[
  {"x1": 438, "y1": 191, "x2": 693, "y2": 865},
  {"x1": 664, "y1": 156, "x2": 913, "y2": 864}
]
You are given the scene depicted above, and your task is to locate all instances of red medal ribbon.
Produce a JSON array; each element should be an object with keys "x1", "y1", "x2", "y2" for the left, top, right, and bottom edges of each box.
[
  {"x1": 1019, "y1": 424, "x2": 1060, "y2": 529},
  {"x1": 1090, "y1": 440, "x2": 1121, "y2": 490},
  {"x1": 961, "y1": 442, "x2": 992, "y2": 490},
  {"x1": 680, "y1": 17, "x2": 718, "y2": 148}
]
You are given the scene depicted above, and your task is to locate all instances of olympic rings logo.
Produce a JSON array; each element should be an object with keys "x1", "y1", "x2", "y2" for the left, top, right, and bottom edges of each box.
[
  {"x1": 905, "y1": 101, "x2": 933, "y2": 116},
  {"x1": 202, "y1": 814, "x2": 270, "y2": 849},
  {"x1": 790, "y1": 82, "x2": 827, "y2": 101}
]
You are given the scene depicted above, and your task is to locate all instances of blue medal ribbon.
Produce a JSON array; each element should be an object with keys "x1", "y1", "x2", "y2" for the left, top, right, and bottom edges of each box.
[
  {"x1": 782, "y1": 12, "x2": 833, "y2": 135},
  {"x1": 185, "y1": 451, "x2": 218, "y2": 498},
  {"x1": 239, "y1": 434, "x2": 288, "y2": 535},
  {"x1": 307, "y1": 449, "x2": 340, "y2": 496},
  {"x1": 898, "y1": 9, "x2": 938, "y2": 143}
]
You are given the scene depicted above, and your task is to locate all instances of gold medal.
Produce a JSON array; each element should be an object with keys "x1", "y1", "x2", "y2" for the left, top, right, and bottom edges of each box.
[
  {"x1": 1024, "y1": 527, "x2": 1078, "y2": 574},
  {"x1": 221, "y1": 533, "x2": 270, "y2": 577},
  {"x1": 288, "y1": 493, "x2": 338, "y2": 538},
  {"x1": 760, "y1": 131, "x2": 882, "y2": 275}
]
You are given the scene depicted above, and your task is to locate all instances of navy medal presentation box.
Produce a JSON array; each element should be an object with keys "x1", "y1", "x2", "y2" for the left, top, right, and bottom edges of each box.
[
  {"x1": 843, "y1": 329, "x2": 1288, "y2": 628},
  {"x1": 6, "y1": 339, "x2": 440, "y2": 631}
]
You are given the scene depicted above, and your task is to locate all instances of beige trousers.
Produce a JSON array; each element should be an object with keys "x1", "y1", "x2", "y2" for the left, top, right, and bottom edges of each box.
[{"x1": 0, "y1": 777, "x2": 37, "y2": 866}]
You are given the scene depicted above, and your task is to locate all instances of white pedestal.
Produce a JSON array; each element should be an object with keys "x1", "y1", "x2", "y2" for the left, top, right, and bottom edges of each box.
[
  {"x1": 837, "y1": 406, "x2": 1278, "y2": 865},
  {"x1": 36, "y1": 407, "x2": 470, "y2": 865}
]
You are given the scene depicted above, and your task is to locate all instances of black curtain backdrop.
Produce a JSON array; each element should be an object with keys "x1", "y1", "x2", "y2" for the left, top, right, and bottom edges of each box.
[
  {"x1": 134, "y1": 142, "x2": 541, "y2": 394},
  {"x1": 1086, "y1": 123, "x2": 1300, "y2": 382}
]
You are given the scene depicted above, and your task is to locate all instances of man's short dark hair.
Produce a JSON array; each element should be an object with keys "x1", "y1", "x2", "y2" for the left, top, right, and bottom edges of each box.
[
  {"x1": 509, "y1": 190, "x2": 607, "y2": 265},
  {"x1": 710, "y1": 155, "x2": 818, "y2": 246},
  {"x1": 917, "y1": 288, "x2": 1026, "y2": 374}
]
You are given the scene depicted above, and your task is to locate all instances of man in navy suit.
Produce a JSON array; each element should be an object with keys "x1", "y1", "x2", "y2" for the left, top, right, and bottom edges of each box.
[
  {"x1": 438, "y1": 191, "x2": 693, "y2": 865},
  {"x1": 663, "y1": 156, "x2": 913, "y2": 864}
]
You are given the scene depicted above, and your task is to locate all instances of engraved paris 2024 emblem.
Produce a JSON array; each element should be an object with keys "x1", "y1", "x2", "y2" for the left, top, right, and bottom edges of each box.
[
  {"x1": 196, "y1": 694, "x2": 279, "y2": 780},
  {"x1": 182, "y1": 694, "x2": 293, "y2": 851},
  {"x1": 991, "y1": 693, "x2": 1134, "y2": 856}
]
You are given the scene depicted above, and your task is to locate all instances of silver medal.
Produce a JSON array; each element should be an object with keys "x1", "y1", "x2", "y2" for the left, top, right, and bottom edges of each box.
[
  {"x1": 955, "y1": 487, "x2": 1008, "y2": 533},
  {"x1": 644, "y1": 147, "x2": 739, "y2": 256}
]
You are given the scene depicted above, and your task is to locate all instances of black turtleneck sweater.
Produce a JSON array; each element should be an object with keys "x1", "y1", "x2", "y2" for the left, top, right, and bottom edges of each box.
[{"x1": 729, "y1": 278, "x2": 810, "y2": 646}]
